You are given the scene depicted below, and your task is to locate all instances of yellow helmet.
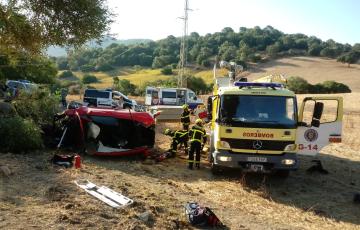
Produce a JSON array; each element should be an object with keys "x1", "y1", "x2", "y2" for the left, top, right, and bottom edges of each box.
[
  {"x1": 182, "y1": 104, "x2": 189, "y2": 110},
  {"x1": 195, "y1": 118, "x2": 203, "y2": 126},
  {"x1": 164, "y1": 128, "x2": 171, "y2": 135}
]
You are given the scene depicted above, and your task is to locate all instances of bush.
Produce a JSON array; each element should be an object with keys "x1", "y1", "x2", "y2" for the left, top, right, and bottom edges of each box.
[
  {"x1": 161, "y1": 66, "x2": 173, "y2": 75},
  {"x1": 287, "y1": 76, "x2": 351, "y2": 94},
  {"x1": 287, "y1": 76, "x2": 311, "y2": 93},
  {"x1": 12, "y1": 89, "x2": 60, "y2": 126},
  {"x1": 248, "y1": 54, "x2": 262, "y2": 63},
  {"x1": 80, "y1": 64, "x2": 96, "y2": 72},
  {"x1": 200, "y1": 59, "x2": 211, "y2": 67},
  {"x1": 96, "y1": 63, "x2": 114, "y2": 71},
  {"x1": 133, "y1": 65, "x2": 142, "y2": 71},
  {"x1": 59, "y1": 70, "x2": 77, "y2": 80},
  {"x1": 114, "y1": 79, "x2": 136, "y2": 95},
  {"x1": 82, "y1": 74, "x2": 99, "y2": 84},
  {"x1": 186, "y1": 76, "x2": 211, "y2": 94},
  {"x1": 321, "y1": 81, "x2": 351, "y2": 93},
  {"x1": 0, "y1": 116, "x2": 42, "y2": 153}
]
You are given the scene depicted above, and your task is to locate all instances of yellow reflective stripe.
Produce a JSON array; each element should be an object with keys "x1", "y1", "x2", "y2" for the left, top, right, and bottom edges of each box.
[
  {"x1": 193, "y1": 129, "x2": 205, "y2": 135},
  {"x1": 187, "y1": 160, "x2": 200, "y2": 163},
  {"x1": 174, "y1": 131, "x2": 188, "y2": 139},
  {"x1": 181, "y1": 115, "x2": 190, "y2": 118},
  {"x1": 190, "y1": 139, "x2": 202, "y2": 143}
]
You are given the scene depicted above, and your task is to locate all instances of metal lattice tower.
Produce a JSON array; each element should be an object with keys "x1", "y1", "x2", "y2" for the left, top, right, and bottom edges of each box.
[{"x1": 178, "y1": 0, "x2": 190, "y2": 88}]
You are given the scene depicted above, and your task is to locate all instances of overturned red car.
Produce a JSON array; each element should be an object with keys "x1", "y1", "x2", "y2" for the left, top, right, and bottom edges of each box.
[{"x1": 55, "y1": 105, "x2": 156, "y2": 157}]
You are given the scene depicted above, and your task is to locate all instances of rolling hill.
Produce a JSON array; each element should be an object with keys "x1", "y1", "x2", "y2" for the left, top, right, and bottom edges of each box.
[
  {"x1": 66, "y1": 56, "x2": 360, "y2": 93},
  {"x1": 245, "y1": 56, "x2": 360, "y2": 92}
]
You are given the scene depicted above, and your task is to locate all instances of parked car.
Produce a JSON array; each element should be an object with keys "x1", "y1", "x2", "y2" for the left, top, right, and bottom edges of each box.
[
  {"x1": 83, "y1": 88, "x2": 137, "y2": 109},
  {"x1": 6, "y1": 80, "x2": 38, "y2": 96}
]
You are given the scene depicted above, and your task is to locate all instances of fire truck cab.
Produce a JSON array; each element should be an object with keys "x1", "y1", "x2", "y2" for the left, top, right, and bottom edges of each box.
[{"x1": 208, "y1": 62, "x2": 343, "y2": 176}]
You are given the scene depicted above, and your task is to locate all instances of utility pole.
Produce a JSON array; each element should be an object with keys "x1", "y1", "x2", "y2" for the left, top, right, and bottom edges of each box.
[{"x1": 178, "y1": 0, "x2": 190, "y2": 88}]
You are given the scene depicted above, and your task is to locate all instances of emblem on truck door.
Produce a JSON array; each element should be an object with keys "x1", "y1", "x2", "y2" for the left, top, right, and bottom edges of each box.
[
  {"x1": 304, "y1": 129, "x2": 318, "y2": 142},
  {"x1": 252, "y1": 140, "x2": 263, "y2": 150}
]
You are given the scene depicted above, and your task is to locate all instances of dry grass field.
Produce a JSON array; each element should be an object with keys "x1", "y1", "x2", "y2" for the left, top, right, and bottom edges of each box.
[
  {"x1": 1, "y1": 57, "x2": 360, "y2": 229},
  {"x1": 245, "y1": 56, "x2": 360, "y2": 92}
]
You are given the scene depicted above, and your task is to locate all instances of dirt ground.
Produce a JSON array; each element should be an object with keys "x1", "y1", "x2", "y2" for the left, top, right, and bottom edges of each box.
[
  {"x1": 2, "y1": 57, "x2": 360, "y2": 229},
  {"x1": 1, "y1": 108, "x2": 360, "y2": 230}
]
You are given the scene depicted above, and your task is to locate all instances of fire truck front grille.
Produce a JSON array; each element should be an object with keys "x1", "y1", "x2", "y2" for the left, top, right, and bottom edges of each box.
[{"x1": 221, "y1": 138, "x2": 294, "y2": 151}]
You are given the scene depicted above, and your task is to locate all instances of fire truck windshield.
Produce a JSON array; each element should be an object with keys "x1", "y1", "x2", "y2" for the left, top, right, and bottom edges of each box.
[{"x1": 219, "y1": 95, "x2": 297, "y2": 128}]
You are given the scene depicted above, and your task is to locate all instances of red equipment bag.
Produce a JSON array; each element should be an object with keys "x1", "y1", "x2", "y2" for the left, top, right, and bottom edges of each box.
[{"x1": 184, "y1": 202, "x2": 224, "y2": 228}]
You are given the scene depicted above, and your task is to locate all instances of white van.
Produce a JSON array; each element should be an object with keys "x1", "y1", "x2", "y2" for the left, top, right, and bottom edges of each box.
[
  {"x1": 145, "y1": 87, "x2": 203, "y2": 109},
  {"x1": 83, "y1": 89, "x2": 137, "y2": 109}
]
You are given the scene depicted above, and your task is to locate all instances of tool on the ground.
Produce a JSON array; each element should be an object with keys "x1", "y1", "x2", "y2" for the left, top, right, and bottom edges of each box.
[
  {"x1": 57, "y1": 127, "x2": 68, "y2": 148},
  {"x1": 51, "y1": 154, "x2": 74, "y2": 168},
  {"x1": 74, "y1": 180, "x2": 133, "y2": 208}
]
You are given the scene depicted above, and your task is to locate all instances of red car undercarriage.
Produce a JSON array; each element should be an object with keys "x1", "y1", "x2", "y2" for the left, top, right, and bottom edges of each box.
[{"x1": 55, "y1": 106, "x2": 156, "y2": 157}]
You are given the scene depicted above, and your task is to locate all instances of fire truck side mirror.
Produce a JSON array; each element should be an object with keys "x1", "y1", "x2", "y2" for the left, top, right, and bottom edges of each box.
[
  {"x1": 311, "y1": 102, "x2": 324, "y2": 127},
  {"x1": 313, "y1": 102, "x2": 324, "y2": 120}
]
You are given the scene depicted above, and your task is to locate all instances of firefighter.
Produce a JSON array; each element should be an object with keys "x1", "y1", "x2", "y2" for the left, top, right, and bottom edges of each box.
[
  {"x1": 164, "y1": 128, "x2": 189, "y2": 157},
  {"x1": 188, "y1": 119, "x2": 207, "y2": 169},
  {"x1": 181, "y1": 104, "x2": 191, "y2": 130}
]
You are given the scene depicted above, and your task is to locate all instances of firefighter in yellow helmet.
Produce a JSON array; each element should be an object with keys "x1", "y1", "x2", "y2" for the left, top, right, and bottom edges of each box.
[
  {"x1": 163, "y1": 128, "x2": 189, "y2": 157},
  {"x1": 180, "y1": 104, "x2": 191, "y2": 130},
  {"x1": 188, "y1": 118, "x2": 207, "y2": 169}
]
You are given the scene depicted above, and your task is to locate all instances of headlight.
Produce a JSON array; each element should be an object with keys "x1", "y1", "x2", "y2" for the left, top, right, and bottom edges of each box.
[
  {"x1": 220, "y1": 141, "x2": 230, "y2": 148},
  {"x1": 284, "y1": 144, "x2": 296, "y2": 151},
  {"x1": 281, "y1": 159, "x2": 295, "y2": 165},
  {"x1": 218, "y1": 156, "x2": 232, "y2": 162}
]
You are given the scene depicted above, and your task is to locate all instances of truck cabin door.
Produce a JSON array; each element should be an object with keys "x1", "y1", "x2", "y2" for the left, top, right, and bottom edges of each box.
[
  {"x1": 145, "y1": 88, "x2": 152, "y2": 105},
  {"x1": 177, "y1": 89, "x2": 186, "y2": 105},
  {"x1": 186, "y1": 90, "x2": 198, "y2": 105},
  {"x1": 296, "y1": 97, "x2": 343, "y2": 156},
  {"x1": 146, "y1": 88, "x2": 159, "y2": 105}
]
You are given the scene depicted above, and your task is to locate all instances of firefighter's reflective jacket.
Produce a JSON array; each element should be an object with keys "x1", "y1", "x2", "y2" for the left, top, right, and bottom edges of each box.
[
  {"x1": 189, "y1": 125, "x2": 207, "y2": 144},
  {"x1": 169, "y1": 130, "x2": 189, "y2": 144},
  {"x1": 181, "y1": 110, "x2": 190, "y2": 125}
]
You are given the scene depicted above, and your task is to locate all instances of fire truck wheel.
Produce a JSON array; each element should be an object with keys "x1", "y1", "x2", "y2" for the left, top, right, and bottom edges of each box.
[
  {"x1": 275, "y1": 169, "x2": 290, "y2": 178},
  {"x1": 210, "y1": 156, "x2": 222, "y2": 175}
]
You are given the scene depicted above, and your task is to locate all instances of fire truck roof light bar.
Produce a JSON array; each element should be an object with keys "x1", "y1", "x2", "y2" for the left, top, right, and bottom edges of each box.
[{"x1": 234, "y1": 82, "x2": 284, "y2": 89}]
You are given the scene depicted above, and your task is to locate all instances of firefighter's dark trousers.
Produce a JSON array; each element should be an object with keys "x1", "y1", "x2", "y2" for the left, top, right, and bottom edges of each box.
[
  {"x1": 170, "y1": 140, "x2": 188, "y2": 157},
  {"x1": 188, "y1": 141, "x2": 201, "y2": 169},
  {"x1": 182, "y1": 123, "x2": 189, "y2": 131}
]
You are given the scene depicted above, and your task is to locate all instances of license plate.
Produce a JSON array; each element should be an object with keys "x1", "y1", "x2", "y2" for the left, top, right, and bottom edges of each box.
[
  {"x1": 247, "y1": 156, "x2": 267, "y2": 162},
  {"x1": 249, "y1": 164, "x2": 264, "y2": 172}
]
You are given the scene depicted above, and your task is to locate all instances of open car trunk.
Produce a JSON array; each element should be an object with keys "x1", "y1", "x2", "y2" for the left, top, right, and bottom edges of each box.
[{"x1": 58, "y1": 106, "x2": 155, "y2": 157}]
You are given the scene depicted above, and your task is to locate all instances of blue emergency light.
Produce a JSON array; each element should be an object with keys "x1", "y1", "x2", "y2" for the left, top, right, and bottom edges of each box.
[{"x1": 234, "y1": 82, "x2": 284, "y2": 88}]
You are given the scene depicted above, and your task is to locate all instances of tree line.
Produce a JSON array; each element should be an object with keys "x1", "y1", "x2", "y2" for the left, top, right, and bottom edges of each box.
[{"x1": 57, "y1": 26, "x2": 360, "y2": 72}]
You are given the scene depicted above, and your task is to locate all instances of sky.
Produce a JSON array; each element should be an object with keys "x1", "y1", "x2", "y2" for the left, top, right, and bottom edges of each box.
[{"x1": 107, "y1": 0, "x2": 360, "y2": 45}]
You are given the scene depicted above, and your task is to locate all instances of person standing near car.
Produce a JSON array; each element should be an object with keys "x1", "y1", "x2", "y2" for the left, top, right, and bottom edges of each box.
[
  {"x1": 181, "y1": 104, "x2": 191, "y2": 130},
  {"x1": 61, "y1": 88, "x2": 68, "y2": 108}
]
